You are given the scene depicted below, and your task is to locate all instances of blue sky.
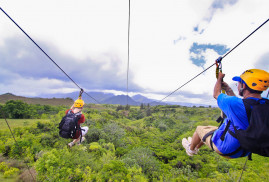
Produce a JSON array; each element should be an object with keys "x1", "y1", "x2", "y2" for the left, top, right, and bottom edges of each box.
[
  {"x1": 189, "y1": 43, "x2": 230, "y2": 67},
  {"x1": 0, "y1": 0, "x2": 269, "y2": 105}
]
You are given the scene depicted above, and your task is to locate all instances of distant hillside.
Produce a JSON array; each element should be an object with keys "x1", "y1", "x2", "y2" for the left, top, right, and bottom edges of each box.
[
  {"x1": 0, "y1": 92, "x2": 212, "y2": 107},
  {"x1": 0, "y1": 93, "x2": 73, "y2": 106},
  {"x1": 132, "y1": 94, "x2": 154, "y2": 103},
  {"x1": 102, "y1": 95, "x2": 140, "y2": 105},
  {"x1": 41, "y1": 92, "x2": 114, "y2": 104},
  {"x1": 40, "y1": 92, "x2": 157, "y2": 105}
]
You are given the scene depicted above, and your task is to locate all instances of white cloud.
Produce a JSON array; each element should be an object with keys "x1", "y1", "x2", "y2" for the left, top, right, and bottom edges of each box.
[
  {"x1": 1, "y1": 0, "x2": 269, "y2": 105},
  {"x1": 0, "y1": 77, "x2": 77, "y2": 97}
]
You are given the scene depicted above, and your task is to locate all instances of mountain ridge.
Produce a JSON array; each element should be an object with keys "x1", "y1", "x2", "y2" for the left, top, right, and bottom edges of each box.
[
  {"x1": 0, "y1": 92, "x2": 213, "y2": 107},
  {"x1": 0, "y1": 93, "x2": 73, "y2": 106}
]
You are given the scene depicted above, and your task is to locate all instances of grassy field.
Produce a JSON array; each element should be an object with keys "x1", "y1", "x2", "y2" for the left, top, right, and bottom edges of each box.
[
  {"x1": 0, "y1": 174, "x2": 17, "y2": 182},
  {"x1": 0, "y1": 119, "x2": 49, "y2": 131}
]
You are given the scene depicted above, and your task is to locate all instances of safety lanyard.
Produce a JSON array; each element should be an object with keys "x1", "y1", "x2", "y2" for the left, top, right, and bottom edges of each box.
[
  {"x1": 215, "y1": 57, "x2": 225, "y2": 94},
  {"x1": 79, "y1": 88, "x2": 84, "y2": 99},
  {"x1": 215, "y1": 57, "x2": 226, "y2": 120}
]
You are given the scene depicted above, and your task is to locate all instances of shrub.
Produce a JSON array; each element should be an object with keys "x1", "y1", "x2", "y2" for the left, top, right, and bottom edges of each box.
[
  {"x1": 158, "y1": 123, "x2": 167, "y2": 132},
  {"x1": 101, "y1": 123, "x2": 126, "y2": 147},
  {"x1": 3, "y1": 167, "x2": 19, "y2": 178},
  {"x1": 36, "y1": 148, "x2": 93, "y2": 181},
  {"x1": 217, "y1": 161, "x2": 233, "y2": 173},
  {"x1": 0, "y1": 162, "x2": 20, "y2": 178},
  {"x1": 0, "y1": 162, "x2": 9, "y2": 172},
  {"x1": 89, "y1": 142, "x2": 101, "y2": 152},
  {"x1": 123, "y1": 147, "x2": 161, "y2": 179},
  {"x1": 101, "y1": 160, "x2": 128, "y2": 181},
  {"x1": 85, "y1": 127, "x2": 103, "y2": 143}
]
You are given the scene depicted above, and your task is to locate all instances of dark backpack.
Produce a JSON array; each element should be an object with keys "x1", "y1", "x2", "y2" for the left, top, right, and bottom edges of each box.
[
  {"x1": 58, "y1": 110, "x2": 82, "y2": 139},
  {"x1": 233, "y1": 98, "x2": 269, "y2": 157}
]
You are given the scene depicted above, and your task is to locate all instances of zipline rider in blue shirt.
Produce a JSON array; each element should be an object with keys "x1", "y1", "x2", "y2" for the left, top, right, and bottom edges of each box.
[{"x1": 182, "y1": 69, "x2": 269, "y2": 158}]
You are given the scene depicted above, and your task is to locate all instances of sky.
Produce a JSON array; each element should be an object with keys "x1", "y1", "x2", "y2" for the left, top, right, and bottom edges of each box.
[{"x1": 0, "y1": 0, "x2": 269, "y2": 106}]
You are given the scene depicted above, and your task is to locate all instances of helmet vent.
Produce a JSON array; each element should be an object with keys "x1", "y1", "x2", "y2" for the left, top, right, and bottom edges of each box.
[{"x1": 252, "y1": 83, "x2": 257, "y2": 86}]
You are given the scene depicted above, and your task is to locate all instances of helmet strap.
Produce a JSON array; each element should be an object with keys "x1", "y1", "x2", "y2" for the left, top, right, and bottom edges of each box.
[
  {"x1": 239, "y1": 88, "x2": 245, "y2": 97},
  {"x1": 239, "y1": 81, "x2": 245, "y2": 97}
]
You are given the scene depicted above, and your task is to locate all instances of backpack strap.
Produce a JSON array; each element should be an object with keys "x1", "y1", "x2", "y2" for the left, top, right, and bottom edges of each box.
[
  {"x1": 243, "y1": 99, "x2": 257, "y2": 122},
  {"x1": 74, "y1": 112, "x2": 83, "y2": 142},
  {"x1": 69, "y1": 111, "x2": 83, "y2": 140},
  {"x1": 68, "y1": 109, "x2": 73, "y2": 114},
  {"x1": 220, "y1": 99, "x2": 260, "y2": 158},
  {"x1": 232, "y1": 98, "x2": 267, "y2": 138},
  {"x1": 216, "y1": 98, "x2": 269, "y2": 158},
  {"x1": 218, "y1": 99, "x2": 257, "y2": 141}
]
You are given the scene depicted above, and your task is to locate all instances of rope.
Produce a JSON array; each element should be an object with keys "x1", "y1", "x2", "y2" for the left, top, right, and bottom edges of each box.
[
  {"x1": 126, "y1": 0, "x2": 131, "y2": 106},
  {"x1": 238, "y1": 157, "x2": 248, "y2": 182},
  {"x1": 0, "y1": 7, "x2": 101, "y2": 104},
  {"x1": 158, "y1": 18, "x2": 269, "y2": 103},
  {"x1": 0, "y1": 109, "x2": 36, "y2": 182}
]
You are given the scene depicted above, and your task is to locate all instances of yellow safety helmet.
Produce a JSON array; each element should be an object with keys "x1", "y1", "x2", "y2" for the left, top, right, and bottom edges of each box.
[
  {"x1": 74, "y1": 98, "x2": 84, "y2": 108},
  {"x1": 232, "y1": 69, "x2": 269, "y2": 91}
]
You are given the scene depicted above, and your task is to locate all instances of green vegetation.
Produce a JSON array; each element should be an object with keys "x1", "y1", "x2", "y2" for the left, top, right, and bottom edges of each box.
[
  {"x1": 0, "y1": 100, "x2": 67, "y2": 119},
  {"x1": 0, "y1": 102, "x2": 269, "y2": 181},
  {"x1": 0, "y1": 119, "x2": 49, "y2": 130}
]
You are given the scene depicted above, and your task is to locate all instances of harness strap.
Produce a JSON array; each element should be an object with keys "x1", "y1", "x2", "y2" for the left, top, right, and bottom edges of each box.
[
  {"x1": 228, "y1": 128, "x2": 237, "y2": 138},
  {"x1": 220, "y1": 120, "x2": 231, "y2": 141},
  {"x1": 220, "y1": 146, "x2": 243, "y2": 157},
  {"x1": 216, "y1": 116, "x2": 224, "y2": 128},
  {"x1": 202, "y1": 128, "x2": 247, "y2": 157},
  {"x1": 222, "y1": 126, "x2": 249, "y2": 158},
  {"x1": 202, "y1": 130, "x2": 216, "y2": 151}
]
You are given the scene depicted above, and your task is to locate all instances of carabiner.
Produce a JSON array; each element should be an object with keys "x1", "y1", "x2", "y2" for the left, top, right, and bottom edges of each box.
[{"x1": 79, "y1": 88, "x2": 84, "y2": 98}]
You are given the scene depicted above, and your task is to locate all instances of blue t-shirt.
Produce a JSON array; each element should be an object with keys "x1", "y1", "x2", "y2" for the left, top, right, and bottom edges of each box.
[{"x1": 212, "y1": 93, "x2": 253, "y2": 158}]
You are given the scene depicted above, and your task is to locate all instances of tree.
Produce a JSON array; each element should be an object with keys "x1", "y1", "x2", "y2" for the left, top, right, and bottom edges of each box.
[
  {"x1": 125, "y1": 104, "x2": 130, "y2": 110},
  {"x1": 116, "y1": 105, "x2": 124, "y2": 111},
  {"x1": 3, "y1": 100, "x2": 31, "y2": 119},
  {"x1": 146, "y1": 108, "x2": 152, "y2": 116}
]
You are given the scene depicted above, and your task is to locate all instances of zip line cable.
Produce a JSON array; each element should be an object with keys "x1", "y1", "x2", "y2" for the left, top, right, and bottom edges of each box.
[
  {"x1": 126, "y1": 0, "x2": 131, "y2": 106},
  {"x1": 0, "y1": 7, "x2": 101, "y2": 104},
  {"x1": 158, "y1": 18, "x2": 269, "y2": 103},
  {"x1": 0, "y1": 109, "x2": 36, "y2": 182}
]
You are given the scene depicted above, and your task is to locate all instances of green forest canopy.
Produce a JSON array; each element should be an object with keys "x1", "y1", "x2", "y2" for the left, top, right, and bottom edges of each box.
[{"x1": 0, "y1": 101, "x2": 268, "y2": 181}]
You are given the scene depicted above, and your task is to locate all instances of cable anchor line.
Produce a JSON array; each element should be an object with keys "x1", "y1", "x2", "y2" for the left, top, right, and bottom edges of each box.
[
  {"x1": 158, "y1": 18, "x2": 269, "y2": 103},
  {"x1": 126, "y1": 0, "x2": 131, "y2": 106},
  {"x1": 0, "y1": 109, "x2": 36, "y2": 181},
  {"x1": 0, "y1": 7, "x2": 101, "y2": 104}
]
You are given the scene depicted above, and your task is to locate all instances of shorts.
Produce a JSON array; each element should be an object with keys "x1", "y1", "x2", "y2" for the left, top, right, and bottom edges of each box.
[
  {"x1": 81, "y1": 126, "x2": 89, "y2": 136},
  {"x1": 196, "y1": 126, "x2": 232, "y2": 159},
  {"x1": 195, "y1": 126, "x2": 222, "y2": 154},
  {"x1": 73, "y1": 126, "x2": 89, "y2": 139}
]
